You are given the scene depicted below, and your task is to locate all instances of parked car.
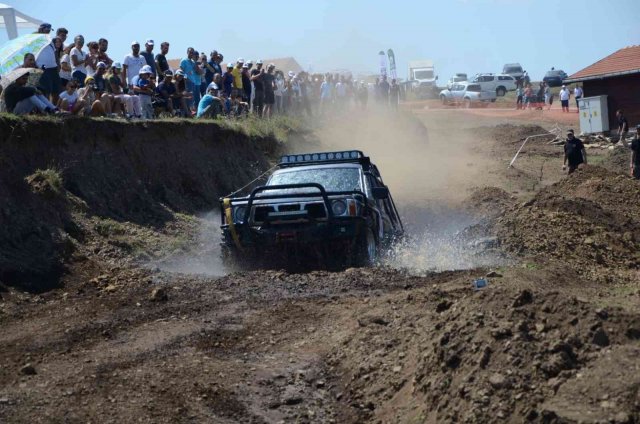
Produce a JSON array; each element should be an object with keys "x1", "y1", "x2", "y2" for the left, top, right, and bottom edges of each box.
[
  {"x1": 543, "y1": 69, "x2": 569, "y2": 87},
  {"x1": 446, "y1": 73, "x2": 468, "y2": 89},
  {"x1": 470, "y1": 73, "x2": 517, "y2": 96},
  {"x1": 220, "y1": 150, "x2": 404, "y2": 268},
  {"x1": 439, "y1": 82, "x2": 497, "y2": 107},
  {"x1": 502, "y1": 63, "x2": 524, "y2": 80}
]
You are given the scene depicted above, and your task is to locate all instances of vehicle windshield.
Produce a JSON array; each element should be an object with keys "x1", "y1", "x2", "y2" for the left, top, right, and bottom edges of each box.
[
  {"x1": 466, "y1": 84, "x2": 481, "y2": 92},
  {"x1": 504, "y1": 66, "x2": 522, "y2": 74},
  {"x1": 414, "y1": 70, "x2": 434, "y2": 80},
  {"x1": 267, "y1": 167, "x2": 362, "y2": 193},
  {"x1": 546, "y1": 70, "x2": 565, "y2": 77}
]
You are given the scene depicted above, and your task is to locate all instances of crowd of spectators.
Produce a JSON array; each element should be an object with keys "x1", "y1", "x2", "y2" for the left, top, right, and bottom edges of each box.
[{"x1": 0, "y1": 23, "x2": 402, "y2": 120}]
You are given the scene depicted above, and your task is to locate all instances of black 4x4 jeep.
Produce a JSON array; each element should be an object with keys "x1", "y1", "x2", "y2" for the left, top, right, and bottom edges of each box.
[{"x1": 220, "y1": 150, "x2": 403, "y2": 268}]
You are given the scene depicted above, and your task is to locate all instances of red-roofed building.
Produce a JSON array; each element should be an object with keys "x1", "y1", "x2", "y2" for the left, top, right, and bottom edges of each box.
[{"x1": 565, "y1": 46, "x2": 640, "y2": 130}]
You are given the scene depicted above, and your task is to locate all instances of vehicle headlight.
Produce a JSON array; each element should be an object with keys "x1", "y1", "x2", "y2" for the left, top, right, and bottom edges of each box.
[
  {"x1": 331, "y1": 200, "x2": 347, "y2": 216},
  {"x1": 234, "y1": 206, "x2": 247, "y2": 222}
]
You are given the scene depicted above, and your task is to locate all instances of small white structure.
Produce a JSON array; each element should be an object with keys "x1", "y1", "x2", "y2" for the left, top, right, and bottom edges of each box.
[
  {"x1": 0, "y1": 3, "x2": 42, "y2": 40},
  {"x1": 578, "y1": 95, "x2": 610, "y2": 134}
]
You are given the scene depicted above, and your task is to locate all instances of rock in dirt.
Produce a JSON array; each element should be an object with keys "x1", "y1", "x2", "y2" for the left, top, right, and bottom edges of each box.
[
  {"x1": 592, "y1": 328, "x2": 610, "y2": 347},
  {"x1": 20, "y1": 363, "x2": 37, "y2": 375},
  {"x1": 435, "y1": 300, "x2": 452, "y2": 313},
  {"x1": 485, "y1": 271, "x2": 503, "y2": 278},
  {"x1": 488, "y1": 373, "x2": 511, "y2": 389},
  {"x1": 512, "y1": 289, "x2": 534, "y2": 307},
  {"x1": 150, "y1": 287, "x2": 168, "y2": 302}
]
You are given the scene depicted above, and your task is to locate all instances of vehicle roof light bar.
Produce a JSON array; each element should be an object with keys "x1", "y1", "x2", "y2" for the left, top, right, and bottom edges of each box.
[{"x1": 279, "y1": 150, "x2": 364, "y2": 165}]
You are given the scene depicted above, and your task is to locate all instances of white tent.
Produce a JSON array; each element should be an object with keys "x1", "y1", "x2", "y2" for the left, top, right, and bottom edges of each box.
[{"x1": 0, "y1": 3, "x2": 42, "y2": 40}]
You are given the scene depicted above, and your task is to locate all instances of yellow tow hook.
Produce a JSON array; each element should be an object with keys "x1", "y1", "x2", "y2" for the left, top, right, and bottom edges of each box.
[{"x1": 223, "y1": 198, "x2": 243, "y2": 251}]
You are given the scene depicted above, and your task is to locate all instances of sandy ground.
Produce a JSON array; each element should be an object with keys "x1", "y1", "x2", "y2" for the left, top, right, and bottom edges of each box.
[{"x1": 2, "y1": 108, "x2": 639, "y2": 424}]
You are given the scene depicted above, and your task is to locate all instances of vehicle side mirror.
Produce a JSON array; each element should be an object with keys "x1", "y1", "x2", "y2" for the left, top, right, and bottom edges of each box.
[{"x1": 372, "y1": 186, "x2": 389, "y2": 200}]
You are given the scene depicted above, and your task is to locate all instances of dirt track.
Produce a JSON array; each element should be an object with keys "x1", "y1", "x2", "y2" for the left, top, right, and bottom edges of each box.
[{"x1": 1, "y1": 109, "x2": 639, "y2": 423}]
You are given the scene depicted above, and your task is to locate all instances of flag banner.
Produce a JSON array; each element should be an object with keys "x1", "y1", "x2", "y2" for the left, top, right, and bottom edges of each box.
[
  {"x1": 387, "y1": 49, "x2": 397, "y2": 80},
  {"x1": 378, "y1": 50, "x2": 387, "y2": 78}
]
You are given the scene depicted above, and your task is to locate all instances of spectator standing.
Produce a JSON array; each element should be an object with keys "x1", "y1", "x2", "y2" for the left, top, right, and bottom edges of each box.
[
  {"x1": 123, "y1": 41, "x2": 147, "y2": 89},
  {"x1": 524, "y1": 84, "x2": 533, "y2": 109},
  {"x1": 379, "y1": 75, "x2": 390, "y2": 105},
  {"x1": 4, "y1": 70, "x2": 58, "y2": 115},
  {"x1": 84, "y1": 41, "x2": 100, "y2": 77},
  {"x1": 179, "y1": 48, "x2": 197, "y2": 110},
  {"x1": 262, "y1": 63, "x2": 276, "y2": 118},
  {"x1": 231, "y1": 59, "x2": 244, "y2": 98},
  {"x1": 319, "y1": 75, "x2": 332, "y2": 114},
  {"x1": 56, "y1": 27, "x2": 68, "y2": 49},
  {"x1": 358, "y1": 80, "x2": 368, "y2": 110},
  {"x1": 140, "y1": 40, "x2": 157, "y2": 80},
  {"x1": 515, "y1": 85, "x2": 523, "y2": 110},
  {"x1": 389, "y1": 79, "x2": 400, "y2": 109},
  {"x1": 36, "y1": 37, "x2": 62, "y2": 103},
  {"x1": 222, "y1": 62, "x2": 234, "y2": 98},
  {"x1": 251, "y1": 60, "x2": 265, "y2": 116},
  {"x1": 562, "y1": 129, "x2": 587, "y2": 174},
  {"x1": 274, "y1": 71, "x2": 285, "y2": 114},
  {"x1": 155, "y1": 42, "x2": 170, "y2": 77},
  {"x1": 70, "y1": 35, "x2": 89, "y2": 87},
  {"x1": 616, "y1": 110, "x2": 629, "y2": 147},
  {"x1": 242, "y1": 63, "x2": 252, "y2": 104},
  {"x1": 97, "y1": 39, "x2": 114, "y2": 68},
  {"x1": 559, "y1": 85, "x2": 570, "y2": 112},
  {"x1": 631, "y1": 125, "x2": 640, "y2": 179},
  {"x1": 59, "y1": 50, "x2": 72, "y2": 89},
  {"x1": 574, "y1": 85, "x2": 583, "y2": 111},
  {"x1": 192, "y1": 51, "x2": 203, "y2": 102},
  {"x1": 544, "y1": 83, "x2": 552, "y2": 111}
]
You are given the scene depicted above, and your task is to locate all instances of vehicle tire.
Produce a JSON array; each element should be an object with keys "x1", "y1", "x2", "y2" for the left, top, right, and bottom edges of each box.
[
  {"x1": 353, "y1": 227, "x2": 378, "y2": 267},
  {"x1": 496, "y1": 87, "x2": 506, "y2": 97},
  {"x1": 464, "y1": 98, "x2": 472, "y2": 109},
  {"x1": 490, "y1": 98, "x2": 497, "y2": 103},
  {"x1": 440, "y1": 95, "x2": 447, "y2": 105}
]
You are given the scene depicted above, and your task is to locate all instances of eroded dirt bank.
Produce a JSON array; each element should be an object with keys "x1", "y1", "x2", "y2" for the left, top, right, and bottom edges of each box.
[{"x1": 0, "y1": 116, "x2": 278, "y2": 291}]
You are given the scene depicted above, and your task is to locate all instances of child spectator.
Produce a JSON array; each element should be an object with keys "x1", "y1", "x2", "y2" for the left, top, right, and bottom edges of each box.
[
  {"x1": 59, "y1": 50, "x2": 72, "y2": 89},
  {"x1": 57, "y1": 80, "x2": 84, "y2": 114}
]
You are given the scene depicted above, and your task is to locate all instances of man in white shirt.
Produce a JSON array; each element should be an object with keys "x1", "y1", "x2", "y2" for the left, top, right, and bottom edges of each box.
[
  {"x1": 559, "y1": 85, "x2": 570, "y2": 113},
  {"x1": 574, "y1": 85, "x2": 583, "y2": 112},
  {"x1": 36, "y1": 39, "x2": 62, "y2": 103},
  {"x1": 122, "y1": 41, "x2": 147, "y2": 88}
]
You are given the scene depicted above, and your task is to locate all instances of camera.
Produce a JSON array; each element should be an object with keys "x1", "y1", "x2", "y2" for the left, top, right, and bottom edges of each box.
[{"x1": 88, "y1": 83, "x2": 97, "y2": 90}]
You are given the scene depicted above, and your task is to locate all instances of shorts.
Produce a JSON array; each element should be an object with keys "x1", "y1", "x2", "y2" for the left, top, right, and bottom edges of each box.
[
  {"x1": 561, "y1": 100, "x2": 569, "y2": 108},
  {"x1": 38, "y1": 67, "x2": 62, "y2": 96},
  {"x1": 264, "y1": 90, "x2": 275, "y2": 105}
]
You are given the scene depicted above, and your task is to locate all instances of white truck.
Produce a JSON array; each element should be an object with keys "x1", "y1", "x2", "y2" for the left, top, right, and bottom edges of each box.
[{"x1": 407, "y1": 60, "x2": 438, "y2": 88}]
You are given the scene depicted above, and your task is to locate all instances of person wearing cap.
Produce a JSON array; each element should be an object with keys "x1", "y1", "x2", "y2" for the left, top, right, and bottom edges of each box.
[
  {"x1": 222, "y1": 62, "x2": 234, "y2": 98},
  {"x1": 133, "y1": 65, "x2": 156, "y2": 119},
  {"x1": 242, "y1": 63, "x2": 252, "y2": 104},
  {"x1": 155, "y1": 42, "x2": 170, "y2": 79},
  {"x1": 262, "y1": 64, "x2": 276, "y2": 118},
  {"x1": 172, "y1": 69, "x2": 192, "y2": 117},
  {"x1": 70, "y1": 35, "x2": 90, "y2": 87},
  {"x1": 274, "y1": 70, "x2": 285, "y2": 114},
  {"x1": 77, "y1": 76, "x2": 106, "y2": 117},
  {"x1": 617, "y1": 110, "x2": 630, "y2": 147},
  {"x1": 559, "y1": 85, "x2": 571, "y2": 113},
  {"x1": 631, "y1": 125, "x2": 640, "y2": 179},
  {"x1": 123, "y1": 41, "x2": 147, "y2": 88},
  {"x1": 196, "y1": 82, "x2": 223, "y2": 119},
  {"x1": 4, "y1": 70, "x2": 58, "y2": 115},
  {"x1": 231, "y1": 59, "x2": 244, "y2": 97},
  {"x1": 156, "y1": 70, "x2": 178, "y2": 115},
  {"x1": 141, "y1": 40, "x2": 157, "y2": 80},
  {"x1": 105, "y1": 63, "x2": 141, "y2": 118},
  {"x1": 563, "y1": 129, "x2": 587, "y2": 174},
  {"x1": 35, "y1": 35, "x2": 62, "y2": 103},
  {"x1": 37, "y1": 23, "x2": 52, "y2": 34}
]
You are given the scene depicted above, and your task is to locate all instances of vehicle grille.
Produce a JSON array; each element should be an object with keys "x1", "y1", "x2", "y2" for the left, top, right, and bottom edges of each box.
[
  {"x1": 254, "y1": 206, "x2": 275, "y2": 222},
  {"x1": 304, "y1": 203, "x2": 327, "y2": 219}
]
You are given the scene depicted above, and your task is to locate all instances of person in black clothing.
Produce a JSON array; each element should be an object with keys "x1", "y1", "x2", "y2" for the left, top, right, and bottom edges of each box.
[
  {"x1": 630, "y1": 124, "x2": 640, "y2": 179},
  {"x1": 241, "y1": 63, "x2": 251, "y2": 103},
  {"x1": 617, "y1": 109, "x2": 629, "y2": 147},
  {"x1": 4, "y1": 70, "x2": 58, "y2": 114},
  {"x1": 563, "y1": 129, "x2": 587, "y2": 174},
  {"x1": 155, "y1": 42, "x2": 170, "y2": 78},
  {"x1": 250, "y1": 60, "x2": 265, "y2": 116}
]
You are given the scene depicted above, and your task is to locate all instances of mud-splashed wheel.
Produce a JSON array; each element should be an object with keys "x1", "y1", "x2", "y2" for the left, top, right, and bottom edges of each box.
[{"x1": 353, "y1": 228, "x2": 378, "y2": 267}]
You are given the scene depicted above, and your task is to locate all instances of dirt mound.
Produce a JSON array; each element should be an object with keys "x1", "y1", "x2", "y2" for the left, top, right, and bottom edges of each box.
[
  {"x1": 599, "y1": 146, "x2": 631, "y2": 175},
  {"x1": 463, "y1": 186, "x2": 515, "y2": 218},
  {"x1": 328, "y1": 274, "x2": 640, "y2": 423},
  {"x1": 495, "y1": 165, "x2": 640, "y2": 273},
  {"x1": 474, "y1": 124, "x2": 552, "y2": 145},
  {"x1": 0, "y1": 116, "x2": 284, "y2": 291}
]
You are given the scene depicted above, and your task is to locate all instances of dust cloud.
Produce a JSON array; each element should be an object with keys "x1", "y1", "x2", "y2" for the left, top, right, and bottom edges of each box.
[
  {"x1": 310, "y1": 107, "x2": 501, "y2": 273},
  {"x1": 152, "y1": 211, "x2": 227, "y2": 276}
]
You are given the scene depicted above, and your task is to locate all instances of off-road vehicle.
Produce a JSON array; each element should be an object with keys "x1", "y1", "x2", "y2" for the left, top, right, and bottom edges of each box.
[{"x1": 220, "y1": 150, "x2": 403, "y2": 268}]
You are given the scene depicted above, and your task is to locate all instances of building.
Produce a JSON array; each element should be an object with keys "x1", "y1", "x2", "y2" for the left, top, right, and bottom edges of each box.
[{"x1": 564, "y1": 45, "x2": 640, "y2": 130}]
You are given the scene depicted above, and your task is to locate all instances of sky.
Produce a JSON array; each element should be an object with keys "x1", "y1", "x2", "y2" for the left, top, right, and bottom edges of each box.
[{"x1": 3, "y1": 0, "x2": 639, "y2": 82}]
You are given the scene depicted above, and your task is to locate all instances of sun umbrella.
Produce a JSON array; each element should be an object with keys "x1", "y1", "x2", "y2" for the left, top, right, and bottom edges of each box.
[
  {"x1": 0, "y1": 33, "x2": 50, "y2": 76},
  {"x1": 0, "y1": 67, "x2": 42, "y2": 89}
]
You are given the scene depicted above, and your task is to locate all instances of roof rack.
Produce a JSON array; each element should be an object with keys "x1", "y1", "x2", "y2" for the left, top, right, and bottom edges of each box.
[{"x1": 278, "y1": 150, "x2": 369, "y2": 167}]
